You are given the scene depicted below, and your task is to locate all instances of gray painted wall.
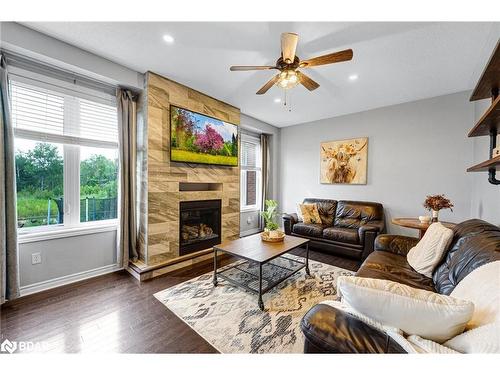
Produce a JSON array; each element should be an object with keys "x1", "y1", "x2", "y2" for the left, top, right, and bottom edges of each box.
[
  {"x1": 19, "y1": 230, "x2": 118, "y2": 288},
  {"x1": 470, "y1": 99, "x2": 500, "y2": 225},
  {"x1": 279, "y1": 91, "x2": 475, "y2": 236}
]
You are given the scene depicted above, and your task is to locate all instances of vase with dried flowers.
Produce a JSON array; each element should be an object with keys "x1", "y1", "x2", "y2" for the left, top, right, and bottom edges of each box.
[{"x1": 423, "y1": 194, "x2": 454, "y2": 223}]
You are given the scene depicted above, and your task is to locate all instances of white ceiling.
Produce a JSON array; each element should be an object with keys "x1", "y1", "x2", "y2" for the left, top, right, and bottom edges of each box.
[{"x1": 22, "y1": 22, "x2": 500, "y2": 127}]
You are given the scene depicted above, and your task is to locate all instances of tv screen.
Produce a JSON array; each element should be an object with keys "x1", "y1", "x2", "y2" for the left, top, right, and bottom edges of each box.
[{"x1": 170, "y1": 105, "x2": 238, "y2": 167}]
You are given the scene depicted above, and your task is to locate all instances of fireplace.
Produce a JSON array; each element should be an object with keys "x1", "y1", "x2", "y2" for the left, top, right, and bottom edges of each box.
[{"x1": 179, "y1": 200, "x2": 222, "y2": 256}]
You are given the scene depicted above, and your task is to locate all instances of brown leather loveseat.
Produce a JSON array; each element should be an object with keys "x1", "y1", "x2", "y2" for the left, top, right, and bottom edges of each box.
[
  {"x1": 282, "y1": 199, "x2": 385, "y2": 261},
  {"x1": 300, "y1": 219, "x2": 500, "y2": 353}
]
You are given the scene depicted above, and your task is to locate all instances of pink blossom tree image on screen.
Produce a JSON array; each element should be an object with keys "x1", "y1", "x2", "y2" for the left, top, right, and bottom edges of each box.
[{"x1": 194, "y1": 124, "x2": 224, "y2": 154}]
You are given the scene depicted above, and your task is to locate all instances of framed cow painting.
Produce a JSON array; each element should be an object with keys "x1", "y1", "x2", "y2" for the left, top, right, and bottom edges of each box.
[{"x1": 320, "y1": 137, "x2": 368, "y2": 184}]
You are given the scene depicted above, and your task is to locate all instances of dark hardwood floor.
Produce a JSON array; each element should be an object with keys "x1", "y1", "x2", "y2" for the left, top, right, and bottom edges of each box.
[{"x1": 0, "y1": 248, "x2": 360, "y2": 353}]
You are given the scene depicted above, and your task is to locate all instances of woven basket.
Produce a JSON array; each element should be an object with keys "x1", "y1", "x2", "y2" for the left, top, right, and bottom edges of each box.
[{"x1": 261, "y1": 231, "x2": 285, "y2": 242}]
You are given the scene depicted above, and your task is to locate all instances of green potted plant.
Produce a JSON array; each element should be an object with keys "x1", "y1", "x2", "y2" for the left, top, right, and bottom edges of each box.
[{"x1": 260, "y1": 199, "x2": 280, "y2": 238}]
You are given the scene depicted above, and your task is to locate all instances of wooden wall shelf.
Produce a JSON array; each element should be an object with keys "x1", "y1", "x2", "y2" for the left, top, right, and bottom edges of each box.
[
  {"x1": 468, "y1": 95, "x2": 500, "y2": 137},
  {"x1": 467, "y1": 155, "x2": 500, "y2": 172},
  {"x1": 470, "y1": 41, "x2": 500, "y2": 101}
]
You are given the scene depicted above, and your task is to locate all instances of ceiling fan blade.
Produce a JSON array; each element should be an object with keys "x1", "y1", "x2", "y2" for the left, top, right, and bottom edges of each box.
[
  {"x1": 299, "y1": 49, "x2": 353, "y2": 68},
  {"x1": 298, "y1": 71, "x2": 320, "y2": 91},
  {"x1": 230, "y1": 65, "x2": 277, "y2": 71},
  {"x1": 281, "y1": 33, "x2": 299, "y2": 64},
  {"x1": 256, "y1": 74, "x2": 280, "y2": 95}
]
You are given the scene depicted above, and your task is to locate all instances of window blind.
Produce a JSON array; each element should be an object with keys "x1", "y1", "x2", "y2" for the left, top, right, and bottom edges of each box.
[
  {"x1": 10, "y1": 79, "x2": 118, "y2": 148},
  {"x1": 241, "y1": 140, "x2": 257, "y2": 168},
  {"x1": 11, "y1": 80, "x2": 65, "y2": 136}
]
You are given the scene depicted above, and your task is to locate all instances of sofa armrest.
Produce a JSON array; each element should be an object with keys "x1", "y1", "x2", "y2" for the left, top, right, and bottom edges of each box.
[
  {"x1": 358, "y1": 221, "x2": 385, "y2": 260},
  {"x1": 282, "y1": 213, "x2": 298, "y2": 235},
  {"x1": 358, "y1": 220, "x2": 385, "y2": 239},
  {"x1": 374, "y1": 234, "x2": 419, "y2": 256},
  {"x1": 300, "y1": 304, "x2": 406, "y2": 353}
]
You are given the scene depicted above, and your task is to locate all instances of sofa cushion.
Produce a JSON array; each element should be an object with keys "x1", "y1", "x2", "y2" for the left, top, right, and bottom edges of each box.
[
  {"x1": 334, "y1": 201, "x2": 384, "y2": 229},
  {"x1": 303, "y1": 198, "x2": 337, "y2": 226},
  {"x1": 292, "y1": 223, "x2": 325, "y2": 237},
  {"x1": 323, "y1": 227, "x2": 360, "y2": 245},
  {"x1": 407, "y1": 222, "x2": 454, "y2": 278},
  {"x1": 337, "y1": 276, "x2": 474, "y2": 343},
  {"x1": 357, "y1": 250, "x2": 435, "y2": 291},
  {"x1": 433, "y1": 219, "x2": 500, "y2": 295}
]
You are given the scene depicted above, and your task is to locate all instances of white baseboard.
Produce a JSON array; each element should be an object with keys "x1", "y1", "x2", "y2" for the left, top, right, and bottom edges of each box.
[{"x1": 20, "y1": 264, "x2": 123, "y2": 297}]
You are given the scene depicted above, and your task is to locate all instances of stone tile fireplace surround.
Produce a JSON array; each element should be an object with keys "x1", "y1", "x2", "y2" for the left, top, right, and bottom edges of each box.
[{"x1": 132, "y1": 72, "x2": 240, "y2": 280}]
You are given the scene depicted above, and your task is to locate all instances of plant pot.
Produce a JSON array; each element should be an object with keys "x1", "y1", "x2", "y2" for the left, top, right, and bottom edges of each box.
[{"x1": 431, "y1": 210, "x2": 439, "y2": 223}]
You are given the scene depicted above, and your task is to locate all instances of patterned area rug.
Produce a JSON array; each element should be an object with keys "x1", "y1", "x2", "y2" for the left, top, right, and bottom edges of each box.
[{"x1": 154, "y1": 256, "x2": 353, "y2": 353}]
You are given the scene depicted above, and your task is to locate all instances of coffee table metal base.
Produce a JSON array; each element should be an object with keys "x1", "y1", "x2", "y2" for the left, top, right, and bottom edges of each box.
[{"x1": 213, "y1": 243, "x2": 310, "y2": 310}]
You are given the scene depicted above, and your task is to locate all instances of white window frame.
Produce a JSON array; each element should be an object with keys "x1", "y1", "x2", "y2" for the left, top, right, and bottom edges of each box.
[
  {"x1": 10, "y1": 68, "x2": 120, "y2": 238},
  {"x1": 240, "y1": 133, "x2": 262, "y2": 212}
]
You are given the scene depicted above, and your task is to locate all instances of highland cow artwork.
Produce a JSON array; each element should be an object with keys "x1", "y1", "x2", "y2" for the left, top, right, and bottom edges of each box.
[
  {"x1": 320, "y1": 137, "x2": 368, "y2": 184},
  {"x1": 170, "y1": 105, "x2": 238, "y2": 166}
]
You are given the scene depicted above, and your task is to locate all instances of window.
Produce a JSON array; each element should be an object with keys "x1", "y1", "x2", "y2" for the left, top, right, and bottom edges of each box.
[
  {"x1": 11, "y1": 75, "x2": 119, "y2": 232},
  {"x1": 240, "y1": 133, "x2": 262, "y2": 211}
]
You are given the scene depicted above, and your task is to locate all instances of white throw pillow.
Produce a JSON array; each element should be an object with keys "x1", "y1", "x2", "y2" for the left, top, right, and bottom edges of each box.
[
  {"x1": 337, "y1": 276, "x2": 474, "y2": 343},
  {"x1": 450, "y1": 261, "x2": 500, "y2": 330},
  {"x1": 444, "y1": 322, "x2": 500, "y2": 353},
  {"x1": 407, "y1": 222, "x2": 454, "y2": 278}
]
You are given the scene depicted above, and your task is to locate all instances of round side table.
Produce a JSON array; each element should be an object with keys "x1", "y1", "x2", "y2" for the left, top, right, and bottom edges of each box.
[{"x1": 391, "y1": 218, "x2": 456, "y2": 239}]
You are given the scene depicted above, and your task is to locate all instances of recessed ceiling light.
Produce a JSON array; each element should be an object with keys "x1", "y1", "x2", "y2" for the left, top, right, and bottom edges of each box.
[
  {"x1": 162, "y1": 34, "x2": 175, "y2": 44},
  {"x1": 349, "y1": 74, "x2": 358, "y2": 81},
  {"x1": 274, "y1": 98, "x2": 281, "y2": 103}
]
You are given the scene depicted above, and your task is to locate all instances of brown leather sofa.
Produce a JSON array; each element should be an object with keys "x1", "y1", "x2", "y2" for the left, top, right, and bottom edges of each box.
[
  {"x1": 282, "y1": 199, "x2": 385, "y2": 261},
  {"x1": 300, "y1": 219, "x2": 500, "y2": 353}
]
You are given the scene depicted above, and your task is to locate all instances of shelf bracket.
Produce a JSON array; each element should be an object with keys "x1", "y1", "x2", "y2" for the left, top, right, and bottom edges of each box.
[
  {"x1": 488, "y1": 168, "x2": 500, "y2": 185},
  {"x1": 488, "y1": 129, "x2": 500, "y2": 185}
]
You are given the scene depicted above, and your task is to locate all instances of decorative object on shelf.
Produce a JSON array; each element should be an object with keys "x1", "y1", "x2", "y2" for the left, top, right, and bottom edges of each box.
[
  {"x1": 418, "y1": 215, "x2": 431, "y2": 224},
  {"x1": 260, "y1": 199, "x2": 281, "y2": 240},
  {"x1": 320, "y1": 137, "x2": 368, "y2": 184},
  {"x1": 493, "y1": 146, "x2": 500, "y2": 157},
  {"x1": 423, "y1": 194, "x2": 454, "y2": 223}
]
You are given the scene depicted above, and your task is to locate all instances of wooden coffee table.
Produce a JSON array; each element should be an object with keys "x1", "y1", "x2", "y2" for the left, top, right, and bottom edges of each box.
[{"x1": 213, "y1": 234, "x2": 310, "y2": 310}]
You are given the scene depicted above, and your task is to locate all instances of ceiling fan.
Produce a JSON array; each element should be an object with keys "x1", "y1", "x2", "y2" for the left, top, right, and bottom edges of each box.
[{"x1": 230, "y1": 32, "x2": 353, "y2": 95}]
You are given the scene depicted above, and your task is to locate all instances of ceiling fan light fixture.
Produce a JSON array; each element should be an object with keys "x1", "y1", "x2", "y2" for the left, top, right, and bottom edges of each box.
[{"x1": 277, "y1": 69, "x2": 299, "y2": 89}]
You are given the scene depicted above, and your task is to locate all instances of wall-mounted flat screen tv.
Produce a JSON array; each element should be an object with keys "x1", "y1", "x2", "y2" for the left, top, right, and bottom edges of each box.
[{"x1": 170, "y1": 105, "x2": 238, "y2": 167}]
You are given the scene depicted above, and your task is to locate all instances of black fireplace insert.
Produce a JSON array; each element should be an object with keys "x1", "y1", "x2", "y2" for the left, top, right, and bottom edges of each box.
[{"x1": 179, "y1": 199, "x2": 222, "y2": 256}]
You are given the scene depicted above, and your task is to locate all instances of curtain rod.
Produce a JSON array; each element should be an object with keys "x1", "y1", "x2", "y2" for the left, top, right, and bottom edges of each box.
[{"x1": 1, "y1": 48, "x2": 120, "y2": 96}]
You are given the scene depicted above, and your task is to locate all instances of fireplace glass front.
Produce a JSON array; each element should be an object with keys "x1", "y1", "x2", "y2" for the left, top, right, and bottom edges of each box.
[{"x1": 179, "y1": 200, "x2": 221, "y2": 256}]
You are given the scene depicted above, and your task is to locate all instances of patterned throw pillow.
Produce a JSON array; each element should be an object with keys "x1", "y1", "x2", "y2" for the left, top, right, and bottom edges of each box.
[{"x1": 299, "y1": 203, "x2": 322, "y2": 224}]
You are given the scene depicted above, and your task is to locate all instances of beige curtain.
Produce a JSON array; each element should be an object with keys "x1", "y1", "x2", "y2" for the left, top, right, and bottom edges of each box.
[
  {"x1": 0, "y1": 54, "x2": 20, "y2": 304},
  {"x1": 260, "y1": 134, "x2": 270, "y2": 230},
  {"x1": 117, "y1": 89, "x2": 138, "y2": 266}
]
